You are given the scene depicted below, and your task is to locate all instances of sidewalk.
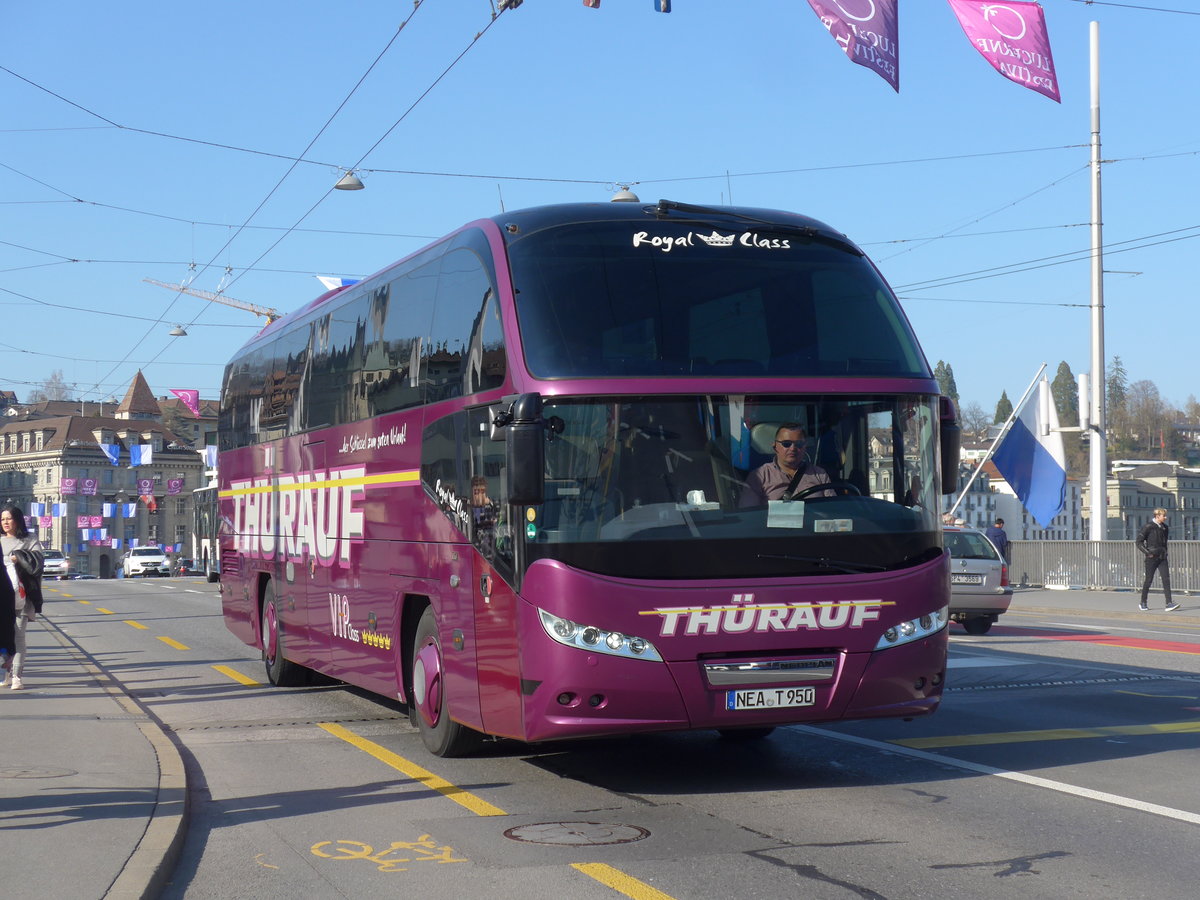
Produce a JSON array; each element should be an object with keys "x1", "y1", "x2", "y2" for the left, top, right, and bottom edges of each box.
[
  {"x1": 0, "y1": 613, "x2": 186, "y2": 900},
  {"x1": 1008, "y1": 585, "x2": 1200, "y2": 624}
]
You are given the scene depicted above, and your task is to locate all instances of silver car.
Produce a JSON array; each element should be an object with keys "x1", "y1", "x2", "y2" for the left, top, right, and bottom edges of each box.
[{"x1": 944, "y1": 526, "x2": 1012, "y2": 635}]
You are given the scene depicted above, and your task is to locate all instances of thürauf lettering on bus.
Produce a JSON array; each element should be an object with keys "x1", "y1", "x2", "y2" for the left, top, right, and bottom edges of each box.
[{"x1": 229, "y1": 465, "x2": 366, "y2": 565}]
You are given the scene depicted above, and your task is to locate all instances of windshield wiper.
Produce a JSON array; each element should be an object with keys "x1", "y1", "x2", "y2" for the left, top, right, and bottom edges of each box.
[
  {"x1": 652, "y1": 199, "x2": 863, "y2": 256},
  {"x1": 756, "y1": 553, "x2": 887, "y2": 574}
]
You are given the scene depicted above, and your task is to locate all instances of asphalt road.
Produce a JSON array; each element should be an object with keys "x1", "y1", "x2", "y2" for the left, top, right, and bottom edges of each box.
[{"x1": 29, "y1": 579, "x2": 1200, "y2": 899}]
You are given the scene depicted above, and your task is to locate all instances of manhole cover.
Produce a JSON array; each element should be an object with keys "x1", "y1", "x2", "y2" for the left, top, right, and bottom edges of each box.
[
  {"x1": 504, "y1": 822, "x2": 650, "y2": 846},
  {"x1": 0, "y1": 766, "x2": 77, "y2": 779}
]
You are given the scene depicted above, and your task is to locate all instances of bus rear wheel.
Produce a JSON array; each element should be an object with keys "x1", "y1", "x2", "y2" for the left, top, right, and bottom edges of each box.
[
  {"x1": 262, "y1": 582, "x2": 305, "y2": 686},
  {"x1": 411, "y1": 607, "x2": 481, "y2": 757}
]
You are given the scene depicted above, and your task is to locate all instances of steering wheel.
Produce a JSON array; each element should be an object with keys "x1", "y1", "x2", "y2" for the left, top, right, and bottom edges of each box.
[{"x1": 788, "y1": 480, "x2": 862, "y2": 501}]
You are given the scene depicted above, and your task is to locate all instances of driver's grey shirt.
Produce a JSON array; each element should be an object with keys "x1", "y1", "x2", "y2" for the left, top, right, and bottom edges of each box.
[{"x1": 739, "y1": 460, "x2": 832, "y2": 506}]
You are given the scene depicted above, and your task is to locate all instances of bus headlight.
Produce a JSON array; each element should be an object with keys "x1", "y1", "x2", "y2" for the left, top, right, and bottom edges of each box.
[
  {"x1": 538, "y1": 609, "x2": 663, "y2": 662},
  {"x1": 874, "y1": 606, "x2": 947, "y2": 650}
]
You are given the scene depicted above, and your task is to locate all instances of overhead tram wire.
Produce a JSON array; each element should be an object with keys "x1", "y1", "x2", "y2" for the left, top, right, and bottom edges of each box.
[
  {"x1": 130, "y1": 4, "x2": 513, "y2": 379},
  {"x1": 893, "y1": 224, "x2": 1200, "y2": 292},
  {"x1": 875, "y1": 164, "x2": 1089, "y2": 263},
  {"x1": 0, "y1": 75, "x2": 1092, "y2": 189},
  {"x1": 78, "y1": 2, "x2": 430, "y2": 402},
  {"x1": 1065, "y1": 0, "x2": 1200, "y2": 15}
]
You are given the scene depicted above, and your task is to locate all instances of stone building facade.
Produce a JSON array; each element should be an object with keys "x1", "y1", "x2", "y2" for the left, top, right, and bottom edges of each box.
[{"x1": 0, "y1": 372, "x2": 210, "y2": 578}]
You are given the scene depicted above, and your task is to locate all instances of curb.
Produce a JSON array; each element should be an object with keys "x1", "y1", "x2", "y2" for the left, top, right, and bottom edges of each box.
[{"x1": 43, "y1": 620, "x2": 189, "y2": 900}]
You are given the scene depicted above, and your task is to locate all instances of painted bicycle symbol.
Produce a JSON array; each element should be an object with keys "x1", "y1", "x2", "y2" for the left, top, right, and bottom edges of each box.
[{"x1": 311, "y1": 835, "x2": 467, "y2": 873}]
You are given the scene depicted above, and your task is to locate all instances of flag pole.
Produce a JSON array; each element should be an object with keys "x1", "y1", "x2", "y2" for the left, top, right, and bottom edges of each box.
[
  {"x1": 946, "y1": 363, "x2": 1047, "y2": 520},
  {"x1": 1087, "y1": 20, "x2": 1108, "y2": 541}
]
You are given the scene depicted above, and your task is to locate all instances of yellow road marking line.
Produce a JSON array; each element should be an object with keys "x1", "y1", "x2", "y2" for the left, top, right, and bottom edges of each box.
[
  {"x1": 77, "y1": 600, "x2": 91, "y2": 605},
  {"x1": 572, "y1": 863, "x2": 679, "y2": 900},
  {"x1": 212, "y1": 664, "x2": 260, "y2": 686},
  {"x1": 317, "y1": 722, "x2": 506, "y2": 817},
  {"x1": 96, "y1": 607, "x2": 114, "y2": 614},
  {"x1": 894, "y1": 719, "x2": 1200, "y2": 749},
  {"x1": 157, "y1": 636, "x2": 190, "y2": 650},
  {"x1": 125, "y1": 620, "x2": 149, "y2": 630}
]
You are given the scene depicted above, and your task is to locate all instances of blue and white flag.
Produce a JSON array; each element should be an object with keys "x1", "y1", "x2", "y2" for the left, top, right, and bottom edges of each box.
[
  {"x1": 102, "y1": 443, "x2": 121, "y2": 466},
  {"x1": 992, "y1": 377, "x2": 1066, "y2": 527},
  {"x1": 29, "y1": 502, "x2": 45, "y2": 517},
  {"x1": 316, "y1": 276, "x2": 361, "y2": 291},
  {"x1": 653, "y1": 0, "x2": 670, "y2": 11},
  {"x1": 130, "y1": 445, "x2": 153, "y2": 466},
  {"x1": 124, "y1": 503, "x2": 138, "y2": 518},
  {"x1": 203, "y1": 445, "x2": 218, "y2": 468}
]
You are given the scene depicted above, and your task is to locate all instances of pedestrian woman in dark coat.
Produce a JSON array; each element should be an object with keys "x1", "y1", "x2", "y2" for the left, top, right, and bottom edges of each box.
[
  {"x1": 2, "y1": 504, "x2": 43, "y2": 688},
  {"x1": 0, "y1": 539, "x2": 14, "y2": 675}
]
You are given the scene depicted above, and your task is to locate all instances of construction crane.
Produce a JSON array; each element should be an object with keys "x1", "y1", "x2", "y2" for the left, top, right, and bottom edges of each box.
[{"x1": 144, "y1": 278, "x2": 282, "y2": 324}]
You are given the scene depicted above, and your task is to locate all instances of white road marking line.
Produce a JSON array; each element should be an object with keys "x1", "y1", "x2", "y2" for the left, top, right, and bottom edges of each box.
[{"x1": 796, "y1": 725, "x2": 1200, "y2": 825}]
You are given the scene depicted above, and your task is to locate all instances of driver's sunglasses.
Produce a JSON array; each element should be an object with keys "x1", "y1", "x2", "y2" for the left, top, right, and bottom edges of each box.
[{"x1": 775, "y1": 440, "x2": 801, "y2": 448}]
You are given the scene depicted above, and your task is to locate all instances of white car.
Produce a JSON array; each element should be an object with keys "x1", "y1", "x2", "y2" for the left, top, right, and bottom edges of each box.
[
  {"x1": 42, "y1": 549, "x2": 71, "y2": 580},
  {"x1": 124, "y1": 547, "x2": 170, "y2": 577}
]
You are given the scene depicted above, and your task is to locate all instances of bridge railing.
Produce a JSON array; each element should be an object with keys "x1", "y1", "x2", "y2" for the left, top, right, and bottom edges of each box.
[{"x1": 1009, "y1": 540, "x2": 1198, "y2": 591}]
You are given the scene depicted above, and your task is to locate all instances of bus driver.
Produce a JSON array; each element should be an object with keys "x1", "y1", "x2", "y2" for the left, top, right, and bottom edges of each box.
[{"x1": 739, "y1": 424, "x2": 832, "y2": 505}]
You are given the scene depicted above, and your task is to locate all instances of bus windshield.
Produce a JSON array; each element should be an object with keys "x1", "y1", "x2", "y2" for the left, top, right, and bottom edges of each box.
[
  {"x1": 509, "y1": 220, "x2": 925, "y2": 379},
  {"x1": 524, "y1": 394, "x2": 942, "y2": 579}
]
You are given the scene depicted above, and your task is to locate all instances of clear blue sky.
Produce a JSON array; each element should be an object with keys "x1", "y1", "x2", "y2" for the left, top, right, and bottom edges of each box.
[{"x1": 3, "y1": 0, "x2": 1197, "y2": 415}]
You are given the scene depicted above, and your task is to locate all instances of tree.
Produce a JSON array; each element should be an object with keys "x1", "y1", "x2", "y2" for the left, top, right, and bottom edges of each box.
[
  {"x1": 26, "y1": 370, "x2": 74, "y2": 403},
  {"x1": 1051, "y1": 361, "x2": 1079, "y2": 427},
  {"x1": 1050, "y1": 361, "x2": 1086, "y2": 476},
  {"x1": 1184, "y1": 395, "x2": 1200, "y2": 425},
  {"x1": 994, "y1": 390, "x2": 1013, "y2": 424},
  {"x1": 934, "y1": 361, "x2": 959, "y2": 406},
  {"x1": 1126, "y1": 379, "x2": 1171, "y2": 457},
  {"x1": 959, "y1": 402, "x2": 990, "y2": 440}
]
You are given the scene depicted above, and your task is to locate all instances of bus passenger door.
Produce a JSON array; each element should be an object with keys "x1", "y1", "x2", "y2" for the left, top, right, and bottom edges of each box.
[{"x1": 467, "y1": 406, "x2": 524, "y2": 739}]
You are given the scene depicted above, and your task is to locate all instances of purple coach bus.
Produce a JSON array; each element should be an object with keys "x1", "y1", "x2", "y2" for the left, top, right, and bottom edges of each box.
[{"x1": 218, "y1": 199, "x2": 960, "y2": 756}]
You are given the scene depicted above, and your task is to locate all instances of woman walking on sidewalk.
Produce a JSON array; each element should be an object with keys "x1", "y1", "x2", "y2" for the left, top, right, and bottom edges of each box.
[{"x1": 1, "y1": 504, "x2": 44, "y2": 690}]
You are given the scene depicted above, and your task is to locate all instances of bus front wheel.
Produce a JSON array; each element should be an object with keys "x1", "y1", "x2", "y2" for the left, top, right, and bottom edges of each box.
[
  {"x1": 262, "y1": 582, "x2": 305, "y2": 686},
  {"x1": 411, "y1": 607, "x2": 481, "y2": 757}
]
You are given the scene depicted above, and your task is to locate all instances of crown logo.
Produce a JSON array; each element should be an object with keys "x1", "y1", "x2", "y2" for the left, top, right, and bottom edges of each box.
[{"x1": 696, "y1": 230, "x2": 735, "y2": 247}]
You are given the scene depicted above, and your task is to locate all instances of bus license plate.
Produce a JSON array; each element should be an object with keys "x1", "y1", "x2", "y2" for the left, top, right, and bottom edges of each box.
[
  {"x1": 727, "y1": 687, "x2": 815, "y2": 711},
  {"x1": 951, "y1": 574, "x2": 984, "y2": 585}
]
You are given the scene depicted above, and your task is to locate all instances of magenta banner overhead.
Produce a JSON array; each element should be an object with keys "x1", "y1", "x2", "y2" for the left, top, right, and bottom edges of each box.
[
  {"x1": 947, "y1": 0, "x2": 1060, "y2": 103},
  {"x1": 806, "y1": 0, "x2": 899, "y2": 92}
]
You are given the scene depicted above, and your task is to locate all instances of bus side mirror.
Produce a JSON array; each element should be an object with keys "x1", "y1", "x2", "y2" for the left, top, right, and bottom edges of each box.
[
  {"x1": 939, "y1": 395, "x2": 961, "y2": 494},
  {"x1": 501, "y1": 392, "x2": 545, "y2": 506}
]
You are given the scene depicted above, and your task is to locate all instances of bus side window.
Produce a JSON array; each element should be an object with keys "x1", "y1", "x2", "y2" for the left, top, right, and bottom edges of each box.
[
  {"x1": 428, "y1": 248, "x2": 506, "y2": 403},
  {"x1": 367, "y1": 265, "x2": 437, "y2": 416}
]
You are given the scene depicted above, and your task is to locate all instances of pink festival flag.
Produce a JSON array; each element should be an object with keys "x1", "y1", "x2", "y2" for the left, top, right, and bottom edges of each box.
[
  {"x1": 806, "y1": 0, "x2": 898, "y2": 92},
  {"x1": 947, "y1": 0, "x2": 1060, "y2": 103},
  {"x1": 170, "y1": 389, "x2": 201, "y2": 418}
]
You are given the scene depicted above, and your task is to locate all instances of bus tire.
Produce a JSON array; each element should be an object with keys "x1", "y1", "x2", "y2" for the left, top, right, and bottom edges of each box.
[
  {"x1": 411, "y1": 606, "x2": 481, "y2": 757},
  {"x1": 262, "y1": 581, "x2": 305, "y2": 687}
]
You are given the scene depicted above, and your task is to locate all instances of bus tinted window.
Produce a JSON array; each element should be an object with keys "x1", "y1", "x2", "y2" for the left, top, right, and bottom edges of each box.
[
  {"x1": 221, "y1": 228, "x2": 509, "y2": 447},
  {"x1": 510, "y1": 223, "x2": 924, "y2": 379},
  {"x1": 426, "y1": 248, "x2": 506, "y2": 403}
]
